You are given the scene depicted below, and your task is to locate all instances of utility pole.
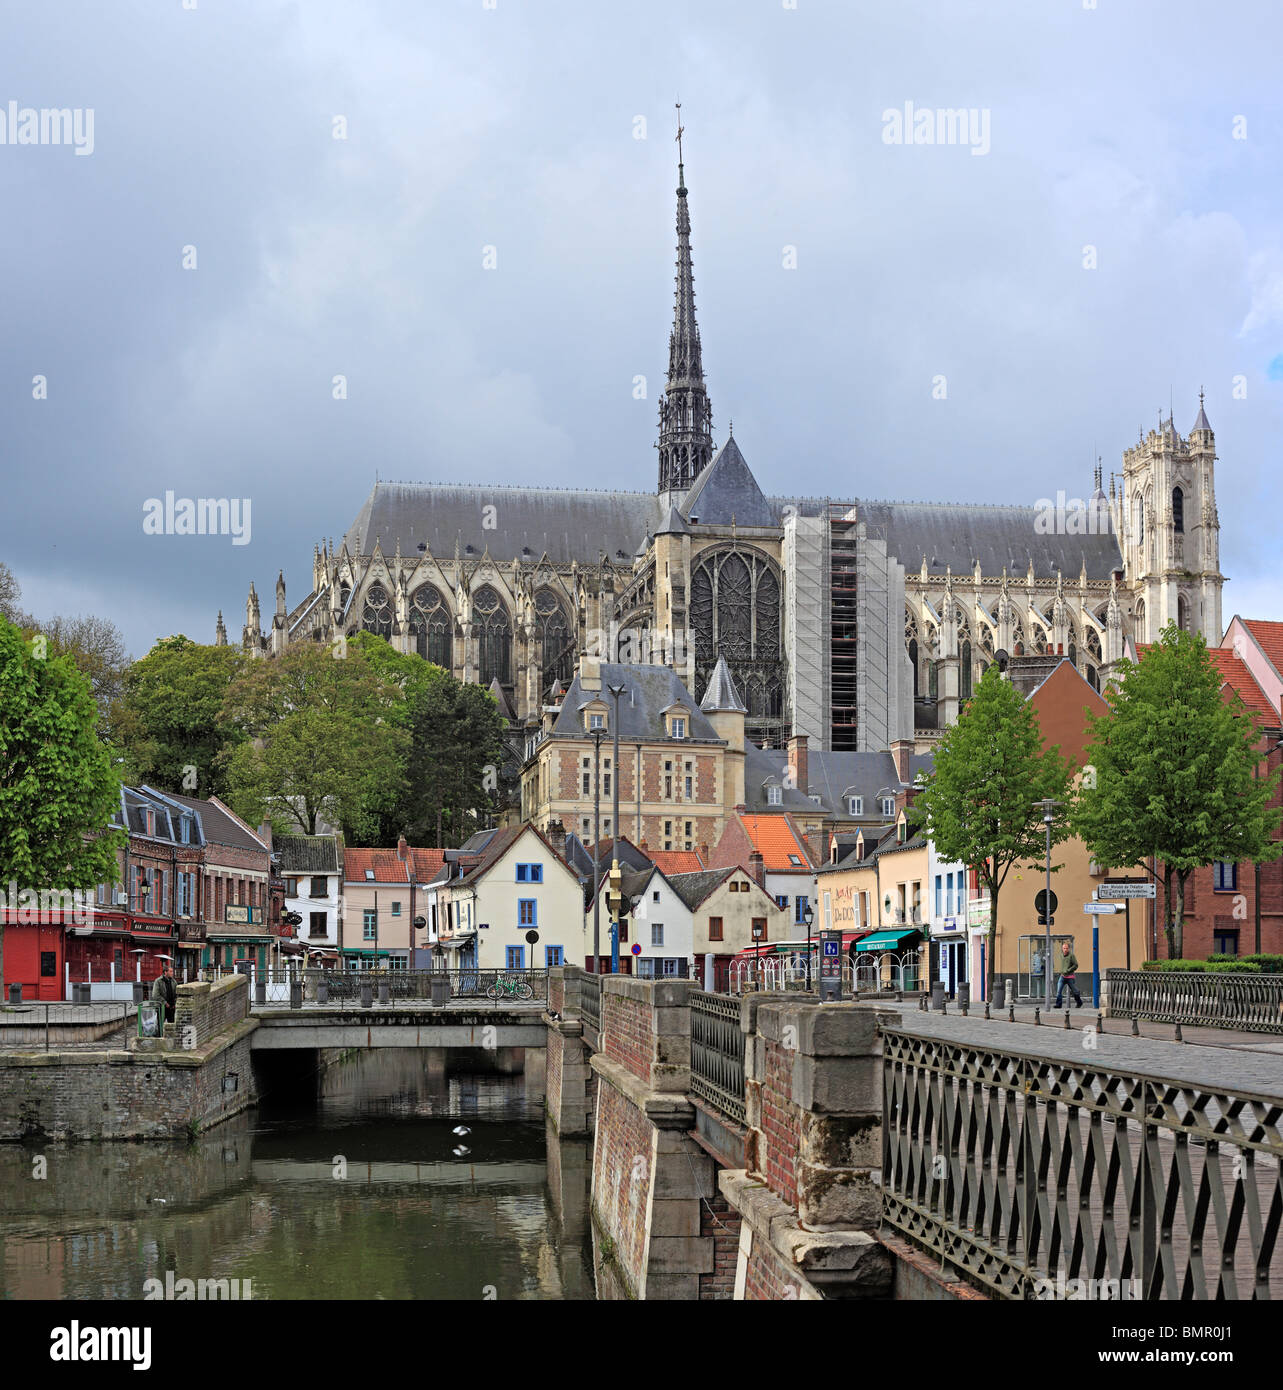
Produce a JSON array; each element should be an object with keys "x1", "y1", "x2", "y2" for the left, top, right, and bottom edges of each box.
[
  {"x1": 608, "y1": 681, "x2": 627, "y2": 973},
  {"x1": 592, "y1": 729, "x2": 603, "y2": 974},
  {"x1": 1034, "y1": 799, "x2": 1060, "y2": 1009}
]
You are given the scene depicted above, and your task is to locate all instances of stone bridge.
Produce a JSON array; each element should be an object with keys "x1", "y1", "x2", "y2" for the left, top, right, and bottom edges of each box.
[{"x1": 249, "y1": 1002, "x2": 545, "y2": 1050}]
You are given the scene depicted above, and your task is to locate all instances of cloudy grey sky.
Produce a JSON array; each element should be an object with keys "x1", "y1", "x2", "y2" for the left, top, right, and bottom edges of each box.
[{"x1": 3, "y1": 0, "x2": 1281, "y2": 657}]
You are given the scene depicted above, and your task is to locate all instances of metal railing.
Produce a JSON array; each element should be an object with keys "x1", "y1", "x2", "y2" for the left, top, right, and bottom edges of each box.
[
  {"x1": 881, "y1": 1027, "x2": 1283, "y2": 1299},
  {"x1": 689, "y1": 990, "x2": 746, "y2": 1127},
  {"x1": 0, "y1": 1002, "x2": 132, "y2": 1050},
  {"x1": 1108, "y1": 968, "x2": 1283, "y2": 1035},
  {"x1": 235, "y1": 966, "x2": 549, "y2": 1005},
  {"x1": 581, "y1": 973, "x2": 601, "y2": 1036}
]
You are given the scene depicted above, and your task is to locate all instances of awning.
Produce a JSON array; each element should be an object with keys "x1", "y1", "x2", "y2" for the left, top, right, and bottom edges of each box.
[{"x1": 854, "y1": 929, "x2": 919, "y2": 952}]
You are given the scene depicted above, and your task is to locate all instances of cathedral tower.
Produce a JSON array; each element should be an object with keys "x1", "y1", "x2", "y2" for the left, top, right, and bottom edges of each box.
[
  {"x1": 1115, "y1": 393, "x2": 1223, "y2": 643},
  {"x1": 657, "y1": 109, "x2": 714, "y2": 506}
]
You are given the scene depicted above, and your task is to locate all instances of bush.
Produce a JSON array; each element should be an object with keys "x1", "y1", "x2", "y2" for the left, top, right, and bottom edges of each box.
[
  {"x1": 1208, "y1": 960, "x2": 1261, "y2": 973},
  {"x1": 1139, "y1": 956, "x2": 1272, "y2": 974},
  {"x1": 1244, "y1": 953, "x2": 1283, "y2": 973}
]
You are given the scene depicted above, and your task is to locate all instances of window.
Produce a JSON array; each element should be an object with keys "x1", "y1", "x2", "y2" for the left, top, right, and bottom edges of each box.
[
  {"x1": 946, "y1": 872, "x2": 954, "y2": 915},
  {"x1": 880, "y1": 797, "x2": 894, "y2": 817},
  {"x1": 665, "y1": 772, "x2": 673, "y2": 798},
  {"x1": 1213, "y1": 861, "x2": 1238, "y2": 892},
  {"x1": 309, "y1": 912, "x2": 327, "y2": 938},
  {"x1": 685, "y1": 774, "x2": 693, "y2": 799},
  {"x1": 1213, "y1": 927, "x2": 1239, "y2": 957},
  {"x1": 589, "y1": 712, "x2": 604, "y2": 731},
  {"x1": 1172, "y1": 486, "x2": 1184, "y2": 534},
  {"x1": 310, "y1": 876, "x2": 327, "y2": 898},
  {"x1": 177, "y1": 872, "x2": 195, "y2": 918},
  {"x1": 935, "y1": 875, "x2": 943, "y2": 917},
  {"x1": 391, "y1": 901, "x2": 402, "y2": 916},
  {"x1": 651, "y1": 924, "x2": 664, "y2": 947},
  {"x1": 752, "y1": 918, "x2": 768, "y2": 943},
  {"x1": 787, "y1": 854, "x2": 803, "y2": 867},
  {"x1": 671, "y1": 717, "x2": 686, "y2": 739},
  {"x1": 653, "y1": 890, "x2": 660, "y2": 902},
  {"x1": 516, "y1": 864, "x2": 543, "y2": 883},
  {"x1": 582, "y1": 771, "x2": 591, "y2": 795},
  {"x1": 506, "y1": 946, "x2": 525, "y2": 970},
  {"x1": 518, "y1": 899, "x2": 537, "y2": 927},
  {"x1": 283, "y1": 876, "x2": 299, "y2": 896},
  {"x1": 545, "y1": 945, "x2": 564, "y2": 967},
  {"x1": 603, "y1": 770, "x2": 612, "y2": 795},
  {"x1": 775, "y1": 895, "x2": 789, "y2": 910},
  {"x1": 708, "y1": 916, "x2": 723, "y2": 941},
  {"x1": 364, "y1": 869, "x2": 375, "y2": 881},
  {"x1": 848, "y1": 796, "x2": 863, "y2": 816},
  {"x1": 767, "y1": 785, "x2": 783, "y2": 806},
  {"x1": 794, "y1": 895, "x2": 810, "y2": 925},
  {"x1": 363, "y1": 909, "x2": 376, "y2": 940}
]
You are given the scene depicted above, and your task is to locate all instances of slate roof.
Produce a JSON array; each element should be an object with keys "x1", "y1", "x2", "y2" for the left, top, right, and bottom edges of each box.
[
  {"x1": 551, "y1": 664, "x2": 721, "y2": 742},
  {"x1": 160, "y1": 793, "x2": 267, "y2": 856},
  {"x1": 342, "y1": 482, "x2": 663, "y2": 566},
  {"x1": 742, "y1": 746, "x2": 819, "y2": 814},
  {"x1": 700, "y1": 655, "x2": 747, "y2": 712},
  {"x1": 805, "y1": 750, "x2": 933, "y2": 816},
  {"x1": 275, "y1": 834, "x2": 340, "y2": 875},
  {"x1": 682, "y1": 436, "x2": 776, "y2": 528},
  {"x1": 488, "y1": 679, "x2": 515, "y2": 722},
  {"x1": 667, "y1": 867, "x2": 737, "y2": 911}
]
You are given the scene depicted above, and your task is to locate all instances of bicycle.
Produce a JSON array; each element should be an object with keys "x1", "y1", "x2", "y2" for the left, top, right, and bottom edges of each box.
[{"x1": 486, "y1": 974, "x2": 534, "y2": 1001}]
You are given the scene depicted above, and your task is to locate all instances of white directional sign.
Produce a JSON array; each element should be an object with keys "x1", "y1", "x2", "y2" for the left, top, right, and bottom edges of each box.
[
  {"x1": 1083, "y1": 903, "x2": 1122, "y2": 915},
  {"x1": 1097, "y1": 883, "x2": 1156, "y2": 900}
]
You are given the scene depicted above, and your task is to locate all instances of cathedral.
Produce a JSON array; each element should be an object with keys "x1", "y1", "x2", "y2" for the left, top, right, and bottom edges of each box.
[{"x1": 220, "y1": 143, "x2": 1225, "y2": 754}]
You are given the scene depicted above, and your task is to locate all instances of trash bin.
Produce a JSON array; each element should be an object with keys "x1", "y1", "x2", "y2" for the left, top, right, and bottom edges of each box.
[
  {"x1": 360, "y1": 983, "x2": 374, "y2": 1009},
  {"x1": 930, "y1": 982, "x2": 946, "y2": 1011},
  {"x1": 254, "y1": 980, "x2": 266, "y2": 1006},
  {"x1": 991, "y1": 979, "x2": 1005, "y2": 1009},
  {"x1": 317, "y1": 979, "x2": 329, "y2": 1005},
  {"x1": 377, "y1": 980, "x2": 390, "y2": 1004},
  {"x1": 430, "y1": 974, "x2": 451, "y2": 1007},
  {"x1": 7, "y1": 983, "x2": 20, "y2": 1004},
  {"x1": 289, "y1": 980, "x2": 303, "y2": 1009},
  {"x1": 957, "y1": 982, "x2": 970, "y2": 1007},
  {"x1": 74, "y1": 982, "x2": 92, "y2": 1005}
]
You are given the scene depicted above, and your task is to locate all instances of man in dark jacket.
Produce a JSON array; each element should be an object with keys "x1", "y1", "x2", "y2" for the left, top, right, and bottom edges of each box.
[
  {"x1": 151, "y1": 963, "x2": 177, "y2": 1024},
  {"x1": 1053, "y1": 939, "x2": 1083, "y2": 1008}
]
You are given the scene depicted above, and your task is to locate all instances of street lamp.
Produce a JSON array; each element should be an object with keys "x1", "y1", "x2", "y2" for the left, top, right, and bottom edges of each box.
[
  {"x1": 1034, "y1": 798, "x2": 1061, "y2": 1010},
  {"x1": 802, "y1": 902, "x2": 815, "y2": 990},
  {"x1": 591, "y1": 727, "x2": 604, "y2": 975},
  {"x1": 607, "y1": 682, "x2": 627, "y2": 973}
]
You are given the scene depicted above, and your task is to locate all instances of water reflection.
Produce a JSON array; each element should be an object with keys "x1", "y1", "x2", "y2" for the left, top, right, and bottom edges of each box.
[{"x1": 0, "y1": 1050, "x2": 594, "y2": 1301}]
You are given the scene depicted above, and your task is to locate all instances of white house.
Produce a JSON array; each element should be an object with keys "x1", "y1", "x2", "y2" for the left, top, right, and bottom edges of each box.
[
  {"x1": 598, "y1": 865, "x2": 695, "y2": 978},
  {"x1": 276, "y1": 834, "x2": 343, "y2": 961},
  {"x1": 433, "y1": 824, "x2": 585, "y2": 972},
  {"x1": 927, "y1": 838, "x2": 970, "y2": 997}
]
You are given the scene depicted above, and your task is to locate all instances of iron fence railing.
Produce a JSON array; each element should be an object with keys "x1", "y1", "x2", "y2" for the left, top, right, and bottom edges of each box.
[
  {"x1": 880, "y1": 1027, "x2": 1283, "y2": 1300},
  {"x1": 581, "y1": 973, "x2": 601, "y2": 1036},
  {"x1": 226, "y1": 965, "x2": 549, "y2": 1005},
  {"x1": 1107, "y1": 968, "x2": 1283, "y2": 1035},
  {"x1": 689, "y1": 990, "x2": 746, "y2": 1127}
]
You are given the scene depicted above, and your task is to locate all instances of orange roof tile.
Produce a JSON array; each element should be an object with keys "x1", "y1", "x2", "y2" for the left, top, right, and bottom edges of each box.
[
  {"x1": 738, "y1": 814, "x2": 816, "y2": 872},
  {"x1": 1207, "y1": 649, "x2": 1278, "y2": 721},
  {"x1": 411, "y1": 848, "x2": 446, "y2": 882},
  {"x1": 648, "y1": 849, "x2": 705, "y2": 875},
  {"x1": 343, "y1": 848, "x2": 412, "y2": 884}
]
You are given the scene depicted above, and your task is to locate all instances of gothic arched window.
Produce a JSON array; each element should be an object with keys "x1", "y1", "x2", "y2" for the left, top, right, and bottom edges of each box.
[
  {"x1": 1172, "y1": 487, "x2": 1184, "y2": 534},
  {"x1": 908, "y1": 638, "x2": 919, "y2": 699},
  {"x1": 361, "y1": 582, "x2": 393, "y2": 639},
  {"x1": 756, "y1": 568, "x2": 780, "y2": 661},
  {"x1": 1087, "y1": 627, "x2": 1102, "y2": 659},
  {"x1": 409, "y1": 584, "x2": 452, "y2": 668},
  {"x1": 716, "y1": 554, "x2": 752, "y2": 659},
  {"x1": 1177, "y1": 594, "x2": 1189, "y2": 632},
  {"x1": 961, "y1": 640, "x2": 973, "y2": 699},
  {"x1": 1068, "y1": 638, "x2": 1077, "y2": 668},
  {"x1": 689, "y1": 549, "x2": 782, "y2": 664},
  {"x1": 472, "y1": 584, "x2": 511, "y2": 687},
  {"x1": 928, "y1": 661, "x2": 938, "y2": 700},
  {"x1": 1087, "y1": 666, "x2": 1099, "y2": 693},
  {"x1": 534, "y1": 588, "x2": 573, "y2": 686}
]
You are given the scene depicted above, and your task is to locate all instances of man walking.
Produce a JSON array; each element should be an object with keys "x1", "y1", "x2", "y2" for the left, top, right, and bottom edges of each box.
[
  {"x1": 150, "y1": 962, "x2": 177, "y2": 1025},
  {"x1": 1053, "y1": 938, "x2": 1083, "y2": 1008}
]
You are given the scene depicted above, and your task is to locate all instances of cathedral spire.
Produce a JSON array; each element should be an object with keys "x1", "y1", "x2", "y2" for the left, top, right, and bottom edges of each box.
[{"x1": 657, "y1": 103, "x2": 713, "y2": 500}]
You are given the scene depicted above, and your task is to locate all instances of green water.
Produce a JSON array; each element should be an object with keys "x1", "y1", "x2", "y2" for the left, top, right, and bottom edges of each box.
[{"x1": 0, "y1": 1052, "x2": 594, "y2": 1301}]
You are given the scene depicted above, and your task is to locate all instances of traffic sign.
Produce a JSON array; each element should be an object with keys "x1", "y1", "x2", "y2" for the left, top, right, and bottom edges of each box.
[
  {"x1": 1034, "y1": 889, "x2": 1058, "y2": 917},
  {"x1": 1083, "y1": 902, "x2": 1121, "y2": 915},
  {"x1": 823, "y1": 940, "x2": 839, "y2": 957},
  {"x1": 1097, "y1": 883, "x2": 1156, "y2": 900},
  {"x1": 630, "y1": 943, "x2": 641, "y2": 956}
]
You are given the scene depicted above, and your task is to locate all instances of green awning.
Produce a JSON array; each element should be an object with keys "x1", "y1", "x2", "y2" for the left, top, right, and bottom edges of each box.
[{"x1": 854, "y1": 929, "x2": 919, "y2": 952}]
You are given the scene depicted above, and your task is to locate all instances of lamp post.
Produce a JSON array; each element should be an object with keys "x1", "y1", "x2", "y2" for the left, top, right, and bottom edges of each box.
[
  {"x1": 592, "y1": 728, "x2": 603, "y2": 974},
  {"x1": 1034, "y1": 798, "x2": 1061, "y2": 1009},
  {"x1": 802, "y1": 902, "x2": 815, "y2": 991},
  {"x1": 608, "y1": 681, "x2": 627, "y2": 973}
]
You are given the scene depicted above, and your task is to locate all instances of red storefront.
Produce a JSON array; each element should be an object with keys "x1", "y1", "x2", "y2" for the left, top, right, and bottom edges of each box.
[{"x1": 1, "y1": 914, "x2": 67, "y2": 1001}]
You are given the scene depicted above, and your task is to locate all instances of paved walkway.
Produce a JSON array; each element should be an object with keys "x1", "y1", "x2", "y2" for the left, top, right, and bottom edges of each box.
[{"x1": 919, "y1": 998, "x2": 1283, "y2": 1058}]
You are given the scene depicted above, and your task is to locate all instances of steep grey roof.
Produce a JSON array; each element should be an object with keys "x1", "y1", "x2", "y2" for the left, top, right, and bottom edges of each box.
[
  {"x1": 275, "y1": 834, "x2": 340, "y2": 874},
  {"x1": 342, "y1": 482, "x2": 663, "y2": 566},
  {"x1": 162, "y1": 792, "x2": 267, "y2": 856},
  {"x1": 682, "y1": 436, "x2": 775, "y2": 528},
  {"x1": 742, "y1": 746, "x2": 818, "y2": 814},
  {"x1": 488, "y1": 678, "x2": 515, "y2": 722},
  {"x1": 551, "y1": 664, "x2": 721, "y2": 742},
  {"x1": 668, "y1": 867, "x2": 736, "y2": 911},
  {"x1": 857, "y1": 500, "x2": 1122, "y2": 581},
  {"x1": 655, "y1": 505, "x2": 691, "y2": 537},
  {"x1": 1192, "y1": 401, "x2": 1212, "y2": 432},
  {"x1": 700, "y1": 655, "x2": 747, "y2": 712},
  {"x1": 805, "y1": 750, "x2": 933, "y2": 814}
]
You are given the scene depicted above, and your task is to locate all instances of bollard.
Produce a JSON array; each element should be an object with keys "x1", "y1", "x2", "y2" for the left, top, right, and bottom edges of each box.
[
  {"x1": 289, "y1": 980, "x2": 303, "y2": 1010},
  {"x1": 378, "y1": 980, "x2": 390, "y2": 1004},
  {"x1": 1034, "y1": 1008, "x2": 1041, "y2": 1026},
  {"x1": 317, "y1": 979, "x2": 329, "y2": 1005},
  {"x1": 961, "y1": 1001, "x2": 969, "y2": 1017},
  {"x1": 984, "y1": 1002, "x2": 991, "y2": 1020},
  {"x1": 1174, "y1": 1022, "x2": 1184, "y2": 1043},
  {"x1": 991, "y1": 981, "x2": 1005, "y2": 1010},
  {"x1": 941, "y1": 998, "x2": 948, "y2": 1015},
  {"x1": 1096, "y1": 1012, "x2": 1104, "y2": 1034},
  {"x1": 1131, "y1": 1016, "x2": 1140, "y2": 1037},
  {"x1": 957, "y1": 982, "x2": 970, "y2": 1008},
  {"x1": 1064, "y1": 1010, "x2": 1071, "y2": 1030},
  {"x1": 931, "y1": 982, "x2": 946, "y2": 1012},
  {"x1": 1008, "y1": 1003, "x2": 1015, "y2": 1023}
]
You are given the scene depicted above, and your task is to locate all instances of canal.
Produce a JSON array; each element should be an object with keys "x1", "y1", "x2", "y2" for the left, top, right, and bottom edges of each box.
[{"x1": 0, "y1": 1051, "x2": 595, "y2": 1300}]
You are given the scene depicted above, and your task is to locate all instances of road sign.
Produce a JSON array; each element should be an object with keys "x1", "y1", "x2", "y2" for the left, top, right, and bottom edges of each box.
[
  {"x1": 1034, "y1": 889, "x2": 1058, "y2": 917},
  {"x1": 823, "y1": 939, "x2": 839, "y2": 957},
  {"x1": 525, "y1": 929, "x2": 539, "y2": 945},
  {"x1": 1083, "y1": 902, "x2": 1121, "y2": 914},
  {"x1": 1097, "y1": 883, "x2": 1156, "y2": 900},
  {"x1": 630, "y1": 943, "x2": 641, "y2": 956}
]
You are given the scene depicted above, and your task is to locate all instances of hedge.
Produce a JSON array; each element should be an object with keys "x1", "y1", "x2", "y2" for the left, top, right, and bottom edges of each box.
[{"x1": 1139, "y1": 958, "x2": 1266, "y2": 974}]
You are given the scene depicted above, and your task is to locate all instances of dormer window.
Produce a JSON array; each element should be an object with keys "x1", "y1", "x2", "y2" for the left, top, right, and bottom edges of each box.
[
  {"x1": 671, "y1": 717, "x2": 686, "y2": 740},
  {"x1": 589, "y1": 713, "x2": 604, "y2": 730},
  {"x1": 848, "y1": 796, "x2": 863, "y2": 816},
  {"x1": 880, "y1": 797, "x2": 895, "y2": 817},
  {"x1": 767, "y1": 785, "x2": 783, "y2": 806}
]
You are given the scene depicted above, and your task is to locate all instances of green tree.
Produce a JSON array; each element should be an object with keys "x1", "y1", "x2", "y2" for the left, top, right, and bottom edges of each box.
[
  {"x1": 912, "y1": 662, "x2": 1075, "y2": 998},
  {"x1": 115, "y1": 636, "x2": 245, "y2": 796},
  {"x1": 1073, "y1": 623, "x2": 1282, "y2": 958},
  {"x1": 0, "y1": 615, "x2": 124, "y2": 985},
  {"x1": 218, "y1": 641, "x2": 409, "y2": 838}
]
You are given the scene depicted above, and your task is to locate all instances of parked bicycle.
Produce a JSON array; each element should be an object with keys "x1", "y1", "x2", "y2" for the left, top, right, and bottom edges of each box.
[{"x1": 486, "y1": 974, "x2": 534, "y2": 1001}]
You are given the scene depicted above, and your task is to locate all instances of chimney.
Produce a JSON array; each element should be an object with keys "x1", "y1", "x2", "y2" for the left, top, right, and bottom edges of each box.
[
  {"x1": 546, "y1": 817, "x2": 568, "y2": 863},
  {"x1": 258, "y1": 821, "x2": 273, "y2": 852},
  {"x1": 748, "y1": 850, "x2": 765, "y2": 888},
  {"x1": 397, "y1": 834, "x2": 409, "y2": 862},
  {"x1": 638, "y1": 838, "x2": 649, "y2": 851},
  {"x1": 890, "y1": 739, "x2": 913, "y2": 784},
  {"x1": 787, "y1": 733, "x2": 809, "y2": 798},
  {"x1": 699, "y1": 842, "x2": 709, "y2": 864}
]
